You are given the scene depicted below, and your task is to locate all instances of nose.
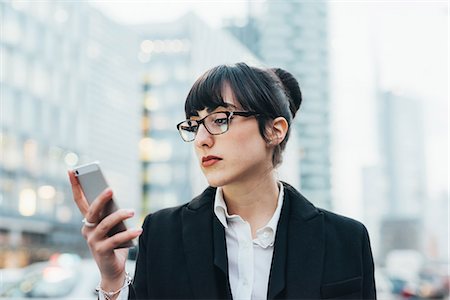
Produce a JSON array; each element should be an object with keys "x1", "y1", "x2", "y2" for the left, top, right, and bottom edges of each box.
[{"x1": 194, "y1": 123, "x2": 214, "y2": 148}]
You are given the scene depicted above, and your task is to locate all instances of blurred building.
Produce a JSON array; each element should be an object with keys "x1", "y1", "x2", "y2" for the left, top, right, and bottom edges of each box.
[
  {"x1": 0, "y1": 1, "x2": 141, "y2": 267},
  {"x1": 366, "y1": 91, "x2": 427, "y2": 262},
  {"x1": 258, "y1": 1, "x2": 332, "y2": 209},
  {"x1": 424, "y1": 192, "x2": 448, "y2": 261},
  {"x1": 379, "y1": 92, "x2": 427, "y2": 217},
  {"x1": 223, "y1": 1, "x2": 261, "y2": 59},
  {"x1": 134, "y1": 13, "x2": 261, "y2": 214},
  {"x1": 361, "y1": 165, "x2": 388, "y2": 260}
]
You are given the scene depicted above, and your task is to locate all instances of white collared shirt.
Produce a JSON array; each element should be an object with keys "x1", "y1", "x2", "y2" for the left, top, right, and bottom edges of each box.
[
  {"x1": 214, "y1": 182, "x2": 284, "y2": 300},
  {"x1": 102, "y1": 183, "x2": 284, "y2": 300}
]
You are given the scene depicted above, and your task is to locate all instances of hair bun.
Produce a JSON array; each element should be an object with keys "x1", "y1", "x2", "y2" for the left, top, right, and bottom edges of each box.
[{"x1": 271, "y1": 68, "x2": 302, "y2": 118}]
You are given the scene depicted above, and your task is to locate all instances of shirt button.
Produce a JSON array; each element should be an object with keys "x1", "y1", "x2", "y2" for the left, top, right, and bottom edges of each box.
[{"x1": 243, "y1": 279, "x2": 249, "y2": 286}]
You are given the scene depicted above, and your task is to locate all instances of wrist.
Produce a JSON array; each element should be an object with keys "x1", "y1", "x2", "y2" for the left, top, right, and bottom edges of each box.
[
  {"x1": 97, "y1": 271, "x2": 131, "y2": 300},
  {"x1": 100, "y1": 271, "x2": 126, "y2": 290}
]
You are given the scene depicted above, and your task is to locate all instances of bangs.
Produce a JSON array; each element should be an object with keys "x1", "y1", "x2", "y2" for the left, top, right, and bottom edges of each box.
[
  {"x1": 184, "y1": 65, "x2": 230, "y2": 118},
  {"x1": 184, "y1": 63, "x2": 273, "y2": 118}
]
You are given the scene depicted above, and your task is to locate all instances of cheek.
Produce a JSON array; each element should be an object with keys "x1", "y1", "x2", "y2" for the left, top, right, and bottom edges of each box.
[
  {"x1": 231, "y1": 121, "x2": 262, "y2": 142},
  {"x1": 228, "y1": 129, "x2": 269, "y2": 161}
]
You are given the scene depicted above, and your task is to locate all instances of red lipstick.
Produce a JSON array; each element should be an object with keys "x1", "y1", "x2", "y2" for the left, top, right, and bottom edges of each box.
[{"x1": 202, "y1": 156, "x2": 222, "y2": 167}]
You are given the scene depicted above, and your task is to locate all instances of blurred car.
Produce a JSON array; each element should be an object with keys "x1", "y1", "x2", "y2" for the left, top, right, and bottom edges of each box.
[
  {"x1": 400, "y1": 271, "x2": 449, "y2": 299},
  {"x1": 1, "y1": 268, "x2": 27, "y2": 289},
  {"x1": 0, "y1": 254, "x2": 136, "y2": 299}
]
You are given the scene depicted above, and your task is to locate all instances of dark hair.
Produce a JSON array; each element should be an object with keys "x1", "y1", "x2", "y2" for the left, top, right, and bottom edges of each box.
[{"x1": 184, "y1": 62, "x2": 302, "y2": 167}]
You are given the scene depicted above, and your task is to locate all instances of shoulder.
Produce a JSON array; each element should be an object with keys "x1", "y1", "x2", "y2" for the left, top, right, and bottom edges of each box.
[
  {"x1": 282, "y1": 181, "x2": 368, "y2": 238},
  {"x1": 142, "y1": 186, "x2": 217, "y2": 229},
  {"x1": 140, "y1": 204, "x2": 185, "y2": 238},
  {"x1": 319, "y1": 207, "x2": 368, "y2": 238},
  {"x1": 314, "y1": 207, "x2": 370, "y2": 249}
]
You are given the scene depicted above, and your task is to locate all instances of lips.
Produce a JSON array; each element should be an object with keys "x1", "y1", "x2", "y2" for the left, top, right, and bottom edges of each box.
[{"x1": 201, "y1": 156, "x2": 222, "y2": 167}]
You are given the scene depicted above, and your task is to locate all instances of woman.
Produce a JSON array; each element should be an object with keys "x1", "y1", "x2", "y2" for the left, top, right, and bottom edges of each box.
[{"x1": 68, "y1": 62, "x2": 376, "y2": 299}]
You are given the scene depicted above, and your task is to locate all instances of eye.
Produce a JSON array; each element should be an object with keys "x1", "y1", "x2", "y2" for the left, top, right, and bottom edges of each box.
[{"x1": 213, "y1": 117, "x2": 228, "y2": 126}]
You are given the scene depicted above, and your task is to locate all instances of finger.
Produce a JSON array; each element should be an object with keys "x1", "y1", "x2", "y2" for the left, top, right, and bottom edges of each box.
[
  {"x1": 94, "y1": 227, "x2": 143, "y2": 254},
  {"x1": 68, "y1": 170, "x2": 89, "y2": 215},
  {"x1": 84, "y1": 188, "x2": 113, "y2": 223},
  {"x1": 93, "y1": 209, "x2": 135, "y2": 239}
]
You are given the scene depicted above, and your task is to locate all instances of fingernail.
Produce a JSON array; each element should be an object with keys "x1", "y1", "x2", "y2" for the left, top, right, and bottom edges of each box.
[
  {"x1": 104, "y1": 188, "x2": 112, "y2": 196},
  {"x1": 125, "y1": 209, "x2": 135, "y2": 216}
]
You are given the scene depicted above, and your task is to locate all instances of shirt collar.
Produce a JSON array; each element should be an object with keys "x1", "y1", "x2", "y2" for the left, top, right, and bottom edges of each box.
[
  {"x1": 213, "y1": 182, "x2": 285, "y2": 247},
  {"x1": 213, "y1": 187, "x2": 231, "y2": 228}
]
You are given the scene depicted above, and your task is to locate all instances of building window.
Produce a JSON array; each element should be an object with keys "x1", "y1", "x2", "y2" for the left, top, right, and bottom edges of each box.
[
  {"x1": 2, "y1": 133, "x2": 22, "y2": 171},
  {"x1": 23, "y1": 139, "x2": 39, "y2": 175},
  {"x1": 30, "y1": 61, "x2": 49, "y2": 98},
  {"x1": 1, "y1": 87, "x2": 15, "y2": 129},
  {"x1": 18, "y1": 182, "x2": 37, "y2": 217},
  {"x1": 0, "y1": 172, "x2": 16, "y2": 212},
  {"x1": 11, "y1": 47, "x2": 27, "y2": 89},
  {"x1": 40, "y1": 102, "x2": 55, "y2": 139},
  {"x1": 3, "y1": 8, "x2": 22, "y2": 45},
  {"x1": 20, "y1": 95, "x2": 38, "y2": 135},
  {"x1": 1, "y1": 47, "x2": 12, "y2": 85},
  {"x1": 24, "y1": 18, "x2": 39, "y2": 54}
]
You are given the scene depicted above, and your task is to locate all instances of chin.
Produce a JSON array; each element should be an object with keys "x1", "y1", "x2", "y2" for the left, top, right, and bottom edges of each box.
[
  {"x1": 205, "y1": 178, "x2": 224, "y2": 188},
  {"x1": 204, "y1": 173, "x2": 229, "y2": 188}
]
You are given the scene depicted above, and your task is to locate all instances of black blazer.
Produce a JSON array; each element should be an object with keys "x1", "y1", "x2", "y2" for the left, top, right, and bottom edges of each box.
[{"x1": 130, "y1": 182, "x2": 376, "y2": 299}]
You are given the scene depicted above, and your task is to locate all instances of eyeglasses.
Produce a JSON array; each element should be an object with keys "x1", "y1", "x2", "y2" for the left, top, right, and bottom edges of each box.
[{"x1": 176, "y1": 111, "x2": 259, "y2": 142}]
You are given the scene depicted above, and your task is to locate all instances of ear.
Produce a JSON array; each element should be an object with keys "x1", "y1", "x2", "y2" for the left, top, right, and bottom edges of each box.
[{"x1": 267, "y1": 117, "x2": 289, "y2": 146}]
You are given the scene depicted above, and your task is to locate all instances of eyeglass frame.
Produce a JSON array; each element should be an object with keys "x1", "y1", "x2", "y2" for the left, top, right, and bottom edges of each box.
[{"x1": 176, "y1": 111, "x2": 260, "y2": 142}]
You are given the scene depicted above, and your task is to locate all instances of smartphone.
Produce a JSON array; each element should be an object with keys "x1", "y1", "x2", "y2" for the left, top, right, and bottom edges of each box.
[{"x1": 74, "y1": 161, "x2": 134, "y2": 248}]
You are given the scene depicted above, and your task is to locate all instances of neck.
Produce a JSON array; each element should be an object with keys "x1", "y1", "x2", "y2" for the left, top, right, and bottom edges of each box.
[{"x1": 222, "y1": 170, "x2": 280, "y2": 236}]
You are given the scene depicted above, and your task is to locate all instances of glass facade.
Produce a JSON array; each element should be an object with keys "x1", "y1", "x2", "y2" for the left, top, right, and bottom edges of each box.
[
  {"x1": 0, "y1": 1, "x2": 141, "y2": 267},
  {"x1": 259, "y1": 1, "x2": 332, "y2": 209}
]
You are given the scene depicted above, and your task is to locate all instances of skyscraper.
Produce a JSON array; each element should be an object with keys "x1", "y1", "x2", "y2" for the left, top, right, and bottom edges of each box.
[
  {"x1": 378, "y1": 92, "x2": 427, "y2": 218},
  {"x1": 259, "y1": 1, "x2": 332, "y2": 209},
  {"x1": 377, "y1": 91, "x2": 427, "y2": 258},
  {"x1": 0, "y1": 1, "x2": 141, "y2": 266}
]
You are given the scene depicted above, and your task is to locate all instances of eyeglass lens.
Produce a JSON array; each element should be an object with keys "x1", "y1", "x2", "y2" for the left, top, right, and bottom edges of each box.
[{"x1": 178, "y1": 112, "x2": 229, "y2": 141}]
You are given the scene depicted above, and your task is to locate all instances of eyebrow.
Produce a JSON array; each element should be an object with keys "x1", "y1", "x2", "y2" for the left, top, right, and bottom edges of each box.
[
  {"x1": 206, "y1": 102, "x2": 238, "y2": 113},
  {"x1": 188, "y1": 102, "x2": 239, "y2": 119}
]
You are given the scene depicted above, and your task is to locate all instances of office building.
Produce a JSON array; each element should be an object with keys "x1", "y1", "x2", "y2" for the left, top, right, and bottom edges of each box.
[
  {"x1": 0, "y1": 1, "x2": 141, "y2": 266},
  {"x1": 258, "y1": 1, "x2": 332, "y2": 209},
  {"x1": 373, "y1": 91, "x2": 427, "y2": 261}
]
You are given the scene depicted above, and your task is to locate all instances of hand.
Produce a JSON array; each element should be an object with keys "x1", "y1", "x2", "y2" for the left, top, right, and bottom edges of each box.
[{"x1": 68, "y1": 170, "x2": 143, "y2": 289}]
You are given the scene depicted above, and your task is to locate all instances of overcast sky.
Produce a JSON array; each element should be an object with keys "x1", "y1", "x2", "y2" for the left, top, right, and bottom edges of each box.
[{"x1": 328, "y1": 2, "x2": 448, "y2": 217}]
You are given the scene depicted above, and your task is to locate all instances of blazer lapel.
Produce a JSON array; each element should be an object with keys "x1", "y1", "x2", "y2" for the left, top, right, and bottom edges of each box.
[
  {"x1": 213, "y1": 214, "x2": 229, "y2": 277},
  {"x1": 268, "y1": 183, "x2": 325, "y2": 299},
  {"x1": 182, "y1": 187, "x2": 231, "y2": 299},
  {"x1": 267, "y1": 187, "x2": 289, "y2": 299}
]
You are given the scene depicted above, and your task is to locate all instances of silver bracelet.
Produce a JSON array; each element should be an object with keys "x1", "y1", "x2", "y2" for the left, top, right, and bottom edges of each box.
[{"x1": 96, "y1": 272, "x2": 132, "y2": 300}]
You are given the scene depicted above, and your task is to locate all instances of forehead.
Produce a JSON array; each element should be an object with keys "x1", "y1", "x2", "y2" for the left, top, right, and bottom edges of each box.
[
  {"x1": 194, "y1": 84, "x2": 242, "y2": 117},
  {"x1": 221, "y1": 84, "x2": 236, "y2": 105}
]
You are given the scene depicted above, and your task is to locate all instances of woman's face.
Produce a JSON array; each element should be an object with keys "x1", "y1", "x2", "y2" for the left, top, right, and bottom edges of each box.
[{"x1": 192, "y1": 84, "x2": 273, "y2": 188}]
